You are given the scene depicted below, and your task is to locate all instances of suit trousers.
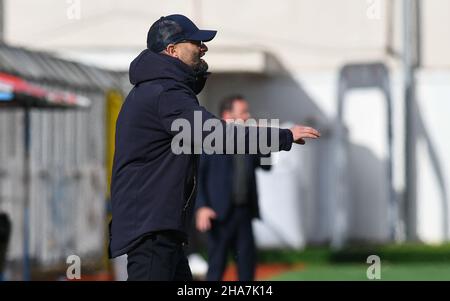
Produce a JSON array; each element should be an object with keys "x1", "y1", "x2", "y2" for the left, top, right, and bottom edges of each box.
[{"x1": 206, "y1": 206, "x2": 256, "y2": 281}]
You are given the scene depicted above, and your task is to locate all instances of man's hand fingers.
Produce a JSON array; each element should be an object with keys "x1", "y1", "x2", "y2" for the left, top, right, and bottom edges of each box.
[
  {"x1": 300, "y1": 127, "x2": 320, "y2": 137},
  {"x1": 196, "y1": 207, "x2": 216, "y2": 232},
  {"x1": 301, "y1": 133, "x2": 320, "y2": 139},
  {"x1": 197, "y1": 215, "x2": 214, "y2": 232},
  {"x1": 196, "y1": 220, "x2": 202, "y2": 232},
  {"x1": 304, "y1": 127, "x2": 321, "y2": 137},
  {"x1": 198, "y1": 220, "x2": 205, "y2": 232},
  {"x1": 200, "y1": 219, "x2": 210, "y2": 232}
]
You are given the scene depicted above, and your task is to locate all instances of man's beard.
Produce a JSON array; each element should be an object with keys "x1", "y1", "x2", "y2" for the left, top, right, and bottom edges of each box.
[
  {"x1": 192, "y1": 56, "x2": 209, "y2": 74},
  {"x1": 191, "y1": 56, "x2": 210, "y2": 94}
]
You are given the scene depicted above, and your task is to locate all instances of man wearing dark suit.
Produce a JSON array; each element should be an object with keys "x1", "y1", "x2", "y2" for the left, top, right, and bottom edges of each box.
[{"x1": 195, "y1": 95, "x2": 270, "y2": 281}]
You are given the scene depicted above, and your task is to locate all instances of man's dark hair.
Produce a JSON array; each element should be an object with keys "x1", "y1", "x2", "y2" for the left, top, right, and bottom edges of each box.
[{"x1": 219, "y1": 94, "x2": 245, "y2": 116}]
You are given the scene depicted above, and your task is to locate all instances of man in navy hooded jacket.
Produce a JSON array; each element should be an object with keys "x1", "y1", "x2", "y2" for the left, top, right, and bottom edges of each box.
[{"x1": 109, "y1": 14, "x2": 321, "y2": 281}]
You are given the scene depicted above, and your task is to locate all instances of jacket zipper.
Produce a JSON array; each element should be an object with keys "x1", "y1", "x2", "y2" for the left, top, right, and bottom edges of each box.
[{"x1": 183, "y1": 175, "x2": 196, "y2": 211}]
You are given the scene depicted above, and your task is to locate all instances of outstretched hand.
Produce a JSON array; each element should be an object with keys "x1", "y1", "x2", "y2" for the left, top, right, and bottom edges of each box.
[{"x1": 289, "y1": 125, "x2": 321, "y2": 145}]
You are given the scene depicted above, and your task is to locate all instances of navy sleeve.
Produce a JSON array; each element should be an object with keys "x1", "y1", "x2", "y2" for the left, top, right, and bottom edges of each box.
[{"x1": 158, "y1": 90, "x2": 294, "y2": 153}]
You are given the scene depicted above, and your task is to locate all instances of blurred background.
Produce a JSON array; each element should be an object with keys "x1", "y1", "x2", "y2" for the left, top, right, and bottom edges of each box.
[{"x1": 0, "y1": 0, "x2": 450, "y2": 281}]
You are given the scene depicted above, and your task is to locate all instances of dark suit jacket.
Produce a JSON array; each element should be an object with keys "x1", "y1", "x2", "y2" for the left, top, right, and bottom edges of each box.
[{"x1": 195, "y1": 153, "x2": 271, "y2": 221}]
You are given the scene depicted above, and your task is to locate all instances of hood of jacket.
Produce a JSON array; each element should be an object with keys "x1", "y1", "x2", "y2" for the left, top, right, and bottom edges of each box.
[{"x1": 129, "y1": 49, "x2": 209, "y2": 95}]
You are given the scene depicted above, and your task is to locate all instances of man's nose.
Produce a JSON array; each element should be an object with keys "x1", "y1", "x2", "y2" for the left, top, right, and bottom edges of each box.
[{"x1": 200, "y1": 43, "x2": 208, "y2": 53}]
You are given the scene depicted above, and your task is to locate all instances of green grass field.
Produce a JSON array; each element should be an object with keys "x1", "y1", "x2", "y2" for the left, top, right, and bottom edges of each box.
[
  {"x1": 258, "y1": 244, "x2": 450, "y2": 281},
  {"x1": 269, "y1": 263, "x2": 450, "y2": 281}
]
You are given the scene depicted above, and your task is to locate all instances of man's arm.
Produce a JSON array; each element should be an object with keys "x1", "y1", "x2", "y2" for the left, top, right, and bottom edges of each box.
[{"x1": 158, "y1": 90, "x2": 319, "y2": 154}]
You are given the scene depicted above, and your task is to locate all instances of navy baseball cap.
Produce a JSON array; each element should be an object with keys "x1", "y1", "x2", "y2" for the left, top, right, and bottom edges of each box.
[{"x1": 147, "y1": 14, "x2": 217, "y2": 53}]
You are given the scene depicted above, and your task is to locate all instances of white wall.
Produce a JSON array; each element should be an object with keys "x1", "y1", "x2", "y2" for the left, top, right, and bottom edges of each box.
[
  {"x1": 6, "y1": 0, "x2": 450, "y2": 69},
  {"x1": 416, "y1": 71, "x2": 450, "y2": 243}
]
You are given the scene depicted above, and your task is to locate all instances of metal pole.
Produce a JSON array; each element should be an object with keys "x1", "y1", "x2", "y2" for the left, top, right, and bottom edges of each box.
[
  {"x1": 384, "y1": 75, "x2": 397, "y2": 242},
  {"x1": 23, "y1": 106, "x2": 31, "y2": 280},
  {"x1": 403, "y1": 0, "x2": 418, "y2": 241}
]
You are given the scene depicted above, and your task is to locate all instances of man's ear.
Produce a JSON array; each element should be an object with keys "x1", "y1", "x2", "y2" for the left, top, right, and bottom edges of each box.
[{"x1": 165, "y1": 44, "x2": 178, "y2": 58}]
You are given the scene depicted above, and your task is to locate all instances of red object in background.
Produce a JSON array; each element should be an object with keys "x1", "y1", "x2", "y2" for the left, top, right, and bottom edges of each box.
[
  {"x1": 0, "y1": 72, "x2": 90, "y2": 108},
  {"x1": 0, "y1": 72, "x2": 47, "y2": 98}
]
